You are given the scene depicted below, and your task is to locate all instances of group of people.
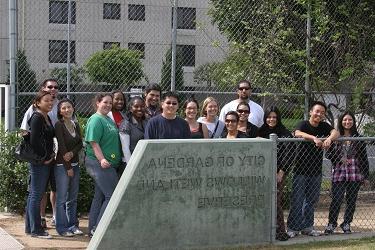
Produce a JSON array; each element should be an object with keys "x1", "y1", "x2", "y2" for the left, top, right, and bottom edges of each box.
[{"x1": 23, "y1": 79, "x2": 370, "y2": 242}]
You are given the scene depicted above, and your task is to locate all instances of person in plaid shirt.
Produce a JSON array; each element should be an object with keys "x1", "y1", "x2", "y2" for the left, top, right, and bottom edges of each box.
[{"x1": 324, "y1": 111, "x2": 370, "y2": 234}]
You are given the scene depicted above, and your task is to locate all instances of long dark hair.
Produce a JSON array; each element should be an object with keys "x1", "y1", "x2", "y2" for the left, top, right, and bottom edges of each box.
[
  {"x1": 337, "y1": 111, "x2": 359, "y2": 136},
  {"x1": 258, "y1": 106, "x2": 288, "y2": 138}
]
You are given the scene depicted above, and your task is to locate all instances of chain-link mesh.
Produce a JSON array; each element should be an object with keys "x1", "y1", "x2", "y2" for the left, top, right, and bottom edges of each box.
[
  {"x1": 0, "y1": 0, "x2": 373, "y2": 131},
  {"x1": 277, "y1": 136, "x2": 375, "y2": 235}
]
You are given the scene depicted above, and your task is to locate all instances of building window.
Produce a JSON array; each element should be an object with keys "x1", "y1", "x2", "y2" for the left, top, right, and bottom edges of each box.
[
  {"x1": 177, "y1": 45, "x2": 195, "y2": 67},
  {"x1": 103, "y1": 42, "x2": 120, "y2": 50},
  {"x1": 49, "y1": 1, "x2": 76, "y2": 24},
  {"x1": 49, "y1": 40, "x2": 76, "y2": 63},
  {"x1": 172, "y1": 7, "x2": 196, "y2": 30},
  {"x1": 128, "y1": 43, "x2": 145, "y2": 59},
  {"x1": 103, "y1": 3, "x2": 121, "y2": 20},
  {"x1": 128, "y1": 4, "x2": 145, "y2": 21}
]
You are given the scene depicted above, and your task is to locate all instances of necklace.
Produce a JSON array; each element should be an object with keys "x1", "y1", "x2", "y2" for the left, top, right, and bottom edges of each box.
[{"x1": 64, "y1": 120, "x2": 75, "y2": 135}]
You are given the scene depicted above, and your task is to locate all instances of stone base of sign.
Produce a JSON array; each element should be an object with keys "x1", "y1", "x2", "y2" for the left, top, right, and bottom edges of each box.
[{"x1": 88, "y1": 139, "x2": 276, "y2": 249}]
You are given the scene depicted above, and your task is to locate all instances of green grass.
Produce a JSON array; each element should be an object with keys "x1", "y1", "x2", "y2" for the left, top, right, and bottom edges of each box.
[{"x1": 231, "y1": 237, "x2": 375, "y2": 249}]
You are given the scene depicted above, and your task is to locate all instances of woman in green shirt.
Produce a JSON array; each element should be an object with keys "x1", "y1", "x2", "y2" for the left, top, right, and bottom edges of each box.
[{"x1": 85, "y1": 93, "x2": 121, "y2": 237}]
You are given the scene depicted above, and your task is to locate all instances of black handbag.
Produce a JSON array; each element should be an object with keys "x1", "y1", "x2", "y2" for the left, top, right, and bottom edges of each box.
[
  {"x1": 14, "y1": 112, "x2": 47, "y2": 165},
  {"x1": 14, "y1": 135, "x2": 46, "y2": 165}
]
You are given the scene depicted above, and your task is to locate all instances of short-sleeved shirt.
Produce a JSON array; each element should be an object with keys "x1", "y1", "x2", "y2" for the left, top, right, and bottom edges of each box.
[
  {"x1": 294, "y1": 120, "x2": 333, "y2": 176},
  {"x1": 219, "y1": 100, "x2": 264, "y2": 128},
  {"x1": 144, "y1": 115, "x2": 191, "y2": 139},
  {"x1": 85, "y1": 113, "x2": 121, "y2": 166}
]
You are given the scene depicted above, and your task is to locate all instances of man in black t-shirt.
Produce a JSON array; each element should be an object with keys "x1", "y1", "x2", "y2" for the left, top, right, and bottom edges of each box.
[{"x1": 287, "y1": 101, "x2": 339, "y2": 238}]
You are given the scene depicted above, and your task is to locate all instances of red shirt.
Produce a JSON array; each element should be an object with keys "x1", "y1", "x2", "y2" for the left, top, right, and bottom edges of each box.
[{"x1": 112, "y1": 111, "x2": 123, "y2": 128}]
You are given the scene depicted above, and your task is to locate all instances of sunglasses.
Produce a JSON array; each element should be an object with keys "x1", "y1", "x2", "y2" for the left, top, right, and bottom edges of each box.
[
  {"x1": 165, "y1": 101, "x2": 178, "y2": 106},
  {"x1": 237, "y1": 109, "x2": 250, "y2": 114},
  {"x1": 47, "y1": 85, "x2": 59, "y2": 90},
  {"x1": 225, "y1": 119, "x2": 237, "y2": 123},
  {"x1": 238, "y1": 87, "x2": 250, "y2": 91}
]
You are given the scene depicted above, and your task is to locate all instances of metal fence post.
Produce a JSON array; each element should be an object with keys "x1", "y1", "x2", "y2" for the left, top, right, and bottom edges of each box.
[
  {"x1": 304, "y1": 0, "x2": 311, "y2": 120},
  {"x1": 170, "y1": 0, "x2": 178, "y2": 92},
  {"x1": 8, "y1": 0, "x2": 17, "y2": 131},
  {"x1": 269, "y1": 133, "x2": 278, "y2": 243},
  {"x1": 66, "y1": 0, "x2": 72, "y2": 99}
]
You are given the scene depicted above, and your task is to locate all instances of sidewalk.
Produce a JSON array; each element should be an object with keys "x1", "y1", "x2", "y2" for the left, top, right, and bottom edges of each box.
[{"x1": 0, "y1": 212, "x2": 89, "y2": 250}]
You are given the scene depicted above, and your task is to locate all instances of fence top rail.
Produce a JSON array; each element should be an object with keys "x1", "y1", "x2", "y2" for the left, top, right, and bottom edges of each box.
[{"x1": 277, "y1": 136, "x2": 375, "y2": 142}]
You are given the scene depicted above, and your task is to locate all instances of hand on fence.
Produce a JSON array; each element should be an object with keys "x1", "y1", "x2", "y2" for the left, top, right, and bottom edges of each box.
[{"x1": 313, "y1": 137, "x2": 323, "y2": 148}]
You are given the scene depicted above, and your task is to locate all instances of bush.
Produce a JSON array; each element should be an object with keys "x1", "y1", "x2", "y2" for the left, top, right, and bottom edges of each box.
[
  {"x1": 0, "y1": 129, "x2": 28, "y2": 214},
  {"x1": 0, "y1": 128, "x2": 93, "y2": 214}
]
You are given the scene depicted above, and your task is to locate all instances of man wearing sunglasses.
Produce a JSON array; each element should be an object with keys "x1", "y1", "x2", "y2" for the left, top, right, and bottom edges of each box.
[
  {"x1": 21, "y1": 78, "x2": 60, "y2": 230},
  {"x1": 145, "y1": 91, "x2": 191, "y2": 139},
  {"x1": 219, "y1": 80, "x2": 264, "y2": 128}
]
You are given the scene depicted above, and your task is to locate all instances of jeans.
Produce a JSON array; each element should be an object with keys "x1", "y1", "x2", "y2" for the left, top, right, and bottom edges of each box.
[
  {"x1": 85, "y1": 156, "x2": 118, "y2": 232},
  {"x1": 328, "y1": 181, "x2": 361, "y2": 226},
  {"x1": 287, "y1": 174, "x2": 322, "y2": 231},
  {"x1": 25, "y1": 163, "x2": 51, "y2": 235},
  {"x1": 54, "y1": 164, "x2": 80, "y2": 235}
]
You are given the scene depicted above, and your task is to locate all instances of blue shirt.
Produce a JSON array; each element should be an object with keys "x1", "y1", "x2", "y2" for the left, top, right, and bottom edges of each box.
[{"x1": 144, "y1": 115, "x2": 191, "y2": 139}]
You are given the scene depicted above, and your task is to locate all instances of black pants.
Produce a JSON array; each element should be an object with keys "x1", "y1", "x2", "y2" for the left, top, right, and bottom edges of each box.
[{"x1": 328, "y1": 181, "x2": 361, "y2": 226}]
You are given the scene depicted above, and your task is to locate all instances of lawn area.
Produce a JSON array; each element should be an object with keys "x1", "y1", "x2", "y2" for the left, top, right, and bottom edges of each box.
[{"x1": 249, "y1": 237, "x2": 375, "y2": 250}]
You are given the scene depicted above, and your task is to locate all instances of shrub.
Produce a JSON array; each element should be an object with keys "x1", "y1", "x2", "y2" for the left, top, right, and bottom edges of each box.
[{"x1": 0, "y1": 128, "x2": 93, "y2": 214}]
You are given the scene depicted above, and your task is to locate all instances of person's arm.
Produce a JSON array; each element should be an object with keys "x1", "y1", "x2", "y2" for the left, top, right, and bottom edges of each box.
[
  {"x1": 90, "y1": 141, "x2": 110, "y2": 168},
  {"x1": 202, "y1": 123, "x2": 209, "y2": 139},
  {"x1": 119, "y1": 133, "x2": 131, "y2": 164},
  {"x1": 322, "y1": 128, "x2": 340, "y2": 149},
  {"x1": 294, "y1": 129, "x2": 323, "y2": 147},
  {"x1": 20, "y1": 105, "x2": 34, "y2": 133}
]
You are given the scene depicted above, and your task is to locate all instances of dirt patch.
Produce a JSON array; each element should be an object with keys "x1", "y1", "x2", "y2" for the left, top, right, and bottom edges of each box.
[{"x1": 0, "y1": 215, "x2": 89, "y2": 249}]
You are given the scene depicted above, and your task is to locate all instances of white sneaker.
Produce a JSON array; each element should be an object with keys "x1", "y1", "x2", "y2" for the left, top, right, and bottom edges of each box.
[
  {"x1": 72, "y1": 228, "x2": 83, "y2": 235},
  {"x1": 287, "y1": 230, "x2": 299, "y2": 238},
  {"x1": 301, "y1": 229, "x2": 321, "y2": 237}
]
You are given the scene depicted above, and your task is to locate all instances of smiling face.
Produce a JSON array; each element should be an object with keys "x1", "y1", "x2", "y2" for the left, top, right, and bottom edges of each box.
[
  {"x1": 96, "y1": 95, "x2": 113, "y2": 115},
  {"x1": 185, "y1": 101, "x2": 198, "y2": 119},
  {"x1": 59, "y1": 101, "x2": 74, "y2": 120},
  {"x1": 266, "y1": 111, "x2": 278, "y2": 128},
  {"x1": 205, "y1": 101, "x2": 218, "y2": 118},
  {"x1": 36, "y1": 94, "x2": 54, "y2": 113},
  {"x1": 237, "y1": 104, "x2": 250, "y2": 122},
  {"x1": 309, "y1": 104, "x2": 326, "y2": 125},
  {"x1": 161, "y1": 96, "x2": 179, "y2": 118},
  {"x1": 225, "y1": 114, "x2": 239, "y2": 132},
  {"x1": 131, "y1": 99, "x2": 146, "y2": 119},
  {"x1": 42, "y1": 80, "x2": 59, "y2": 99},
  {"x1": 112, "y1": 92, "x2": 125, "y2": 112},
  {"x1": 342, "y1": 114, "x2": 354, "y2": 131},
  {"x1": 145, "y1": 90, "x2": 161, "y2": 108}
]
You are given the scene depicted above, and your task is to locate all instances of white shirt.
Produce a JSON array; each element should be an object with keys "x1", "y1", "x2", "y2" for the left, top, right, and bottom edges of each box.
[
  {"x1": 20, "y1": 99, "x2": 59, "y2": 131},
  {"x1": 197, "y1": 116, "x2": 225, "y2": 138},
  {"x1": 219, "y1": 99, "x2": 264, "y2": 127}
]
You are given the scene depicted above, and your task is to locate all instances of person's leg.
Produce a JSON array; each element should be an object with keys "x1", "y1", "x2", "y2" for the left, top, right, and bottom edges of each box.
[
  {"x1": 343, "y1": 181, "x2": 361, "y2": 225},
  {"x1": 302, "y1": 175, "x2": 322, "y2": 232},
  {"x1": 49, "y1": 166, "x2": 57, "y2": 225},
  {"x1": 276, "y1": 174, "x2": 288, "y2": 240},
  {"x1": 328, "y1": 181, "x2": 345, "y2": 227},
  {"x1": 54, "y1": 164, "x2": 70, "y2": 235},
  {"x1": 66, "y1": 165, "x2": 80, "y2": 230},
  {"x1": 25, "y1": 167, "x2": 31, "y2": 234},
  {"x1": 287, "y1": 175, "x2": 306, "y2": 233},
  {"x1": 40, "y1": 194, "x2": 47, "y2": 228},
  {"x1": 28, "y1": 163, "x2": 50, "y2": 235}
]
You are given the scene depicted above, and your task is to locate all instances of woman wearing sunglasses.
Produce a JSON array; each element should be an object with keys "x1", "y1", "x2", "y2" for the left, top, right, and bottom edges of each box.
[
  {"x1": 221, "y1": 111, "x2": 247, "y2": 138},
  {"x1": 236, "y1": 101, "x2": 258, "y2": 138}
]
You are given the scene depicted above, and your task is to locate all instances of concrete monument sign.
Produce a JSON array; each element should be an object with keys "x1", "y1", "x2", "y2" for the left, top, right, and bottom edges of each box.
[{"x1": 88, "y1": 138, "x2": 276, "y2": 249}]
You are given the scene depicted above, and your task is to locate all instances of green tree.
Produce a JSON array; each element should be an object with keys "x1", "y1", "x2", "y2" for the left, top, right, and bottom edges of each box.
[
  {"x1": 50, "y1": 66, "x2": 85, "y2": 93},
  {"x1": 208, "y1": 0, "x2": 375, "y2": 122},
  {"x1": 160, "y1": 48, "x2": 184, "y2": 91},
  {"x1": 85, "y1": 47, "x2": 143, "y2": 89}
]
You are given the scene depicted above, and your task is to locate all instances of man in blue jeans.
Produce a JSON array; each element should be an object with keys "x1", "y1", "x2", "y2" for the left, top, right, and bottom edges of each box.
[{"x1": 287, "y1": 101, "x2": 339, "y2": 238}]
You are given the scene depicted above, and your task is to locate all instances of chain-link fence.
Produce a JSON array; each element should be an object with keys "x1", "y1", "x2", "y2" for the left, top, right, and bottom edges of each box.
[
  {"x1": 0, "y1": 0, "x2": 374, "y2": 132},
  {"x1": 276, "y1": 136, "x2": 375, "y2": 236}
]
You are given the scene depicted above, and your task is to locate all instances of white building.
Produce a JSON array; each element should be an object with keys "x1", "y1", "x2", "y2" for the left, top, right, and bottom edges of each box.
[{"x1": 0, "y1": 0, "x2": 229, "y2": 89}]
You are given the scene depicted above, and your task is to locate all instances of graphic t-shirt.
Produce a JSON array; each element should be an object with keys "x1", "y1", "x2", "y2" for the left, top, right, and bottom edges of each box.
[{"x1": 85, "y1": 113, "x2": 121, "y2": 166}]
